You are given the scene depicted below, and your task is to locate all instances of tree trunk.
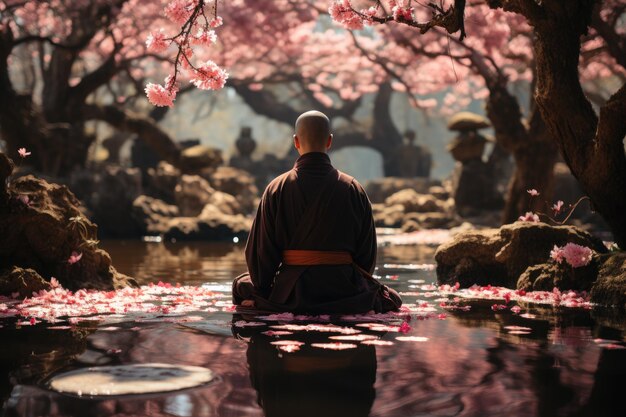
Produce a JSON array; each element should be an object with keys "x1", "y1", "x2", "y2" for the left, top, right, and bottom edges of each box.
[
  {"x1": 81, "y1": 104, "x2": 182, "y2": 168},
  {"x1": 485, "y1": 76, "x2": 557, "y2": 224},
  {"x1": 491, "y1": 0, "x2": 626, "y2": 247}
]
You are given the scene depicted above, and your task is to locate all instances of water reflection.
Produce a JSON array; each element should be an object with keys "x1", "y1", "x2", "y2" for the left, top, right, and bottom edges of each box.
[
  {"x1": 2, "y1": 241, "x2": 626, "y2": 417},
  {"x1": 100, "y1": 241, "x2": 247, "y2": 286},
  {"x1": 241, "y1": 332, "x2": 376, "y2": 417}
]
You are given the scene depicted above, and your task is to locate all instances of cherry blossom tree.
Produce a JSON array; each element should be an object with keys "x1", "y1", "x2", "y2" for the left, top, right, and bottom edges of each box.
[
  {"x1": 0, "y1": 0, "x2": 218, "y2": 175},
  {"x1": 326, "y1": 0, "x2": 625, "y2": 226},
  {"x1": 483, "y1": 0, "x2": 626, "y2": 247}
]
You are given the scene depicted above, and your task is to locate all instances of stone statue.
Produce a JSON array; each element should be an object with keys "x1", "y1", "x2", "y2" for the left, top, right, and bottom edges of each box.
[
  {"x1": 394, "y1": 129, "x2": 432, "y2": 178},
  {"x1": 230, "y1": 126, "x2": 257, "y2": 172},
  {"x1": 447, "y1": 112, "x2": 503, "y2": 216}
]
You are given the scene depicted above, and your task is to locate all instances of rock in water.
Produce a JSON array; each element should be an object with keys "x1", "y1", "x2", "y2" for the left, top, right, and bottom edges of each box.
[
  {"x1": 435, "y1": 222, "x2": 607, "y2": 288},
  {"x1": 206, "y1": 166, "x2": 259, "y2": 214},
  {"x1": 0, "y1": 266, "x2": 50, "y2": 297},
  {"x1": 175, "y1": 175, "x2": 216, "y2": 216},
  {"x1": 49, "y1": 363, "x2": 214, "y2": 397},
  {"x1": 0, "y1": 153, "x2": 136, "y2": 294},
  {"x1": 590, "y1": 252, "x2": 626, "y2": 308},
  {"x1": 179, "y1": 144, "x2": 222, "y2": 174},
  {"x1": 364, "y1": 177, "x2": 440, "y2": 203}
]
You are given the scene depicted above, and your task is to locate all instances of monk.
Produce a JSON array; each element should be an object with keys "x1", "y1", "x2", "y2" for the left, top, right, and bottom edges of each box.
[{"x1": 232, "y1": 110, "x2": 402, "y2": 314}]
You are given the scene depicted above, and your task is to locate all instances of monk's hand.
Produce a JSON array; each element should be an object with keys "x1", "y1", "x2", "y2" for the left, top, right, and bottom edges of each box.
[{"x1": 241, "y1": 299, "x2": 255, "y2": 308}]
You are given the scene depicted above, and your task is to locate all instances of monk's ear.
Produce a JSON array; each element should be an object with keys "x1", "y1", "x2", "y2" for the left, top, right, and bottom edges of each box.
[
  {"x1": 326, "y1": 134, "x2": 333, "y2": 150},
  {"x1": 293, "y1": 134, "x2": 300, "y2": 150}
]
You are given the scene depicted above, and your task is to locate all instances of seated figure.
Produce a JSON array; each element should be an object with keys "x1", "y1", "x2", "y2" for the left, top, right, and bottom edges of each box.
[{"x1": 232, "y1": 111, "x2": 402, "y2": 314}]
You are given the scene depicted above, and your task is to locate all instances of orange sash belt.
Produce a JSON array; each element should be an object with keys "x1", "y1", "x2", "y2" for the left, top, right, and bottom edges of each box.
[{"x1": 282, "y1": 250, "x2": 353, "y2": 266}]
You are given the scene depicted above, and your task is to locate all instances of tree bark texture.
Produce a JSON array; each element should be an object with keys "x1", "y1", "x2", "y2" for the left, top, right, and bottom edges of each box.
[
  {"x1": 483, "y1": 62, "x2": 558, "y2": 224},
  {"x1": 490, "y1": 0, "x2": 626, "y2": 247}
]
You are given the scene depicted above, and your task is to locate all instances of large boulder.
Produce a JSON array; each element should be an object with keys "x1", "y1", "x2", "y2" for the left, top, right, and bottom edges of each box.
[
  {"x1": 208, "y1": 191, "x2": 243, "y2": 216},
  {"x1": 435, "y1": 222, "x2": 608, "y2": 288},
  {"x1": 364, "y1": 177, "x2": 441, "y2": 203},
  {"x1": 401, "y1": 212, "x2": 460, "y2": 232},
  {"x1": 0, "y1": 266, "x2": 50, "y2": 297},
  {"x1": 174, "y1": 175, "x2": 216, "y2": 216},
  {"x1": 131, "y1": 195, "x2": 180, "y2": 235},
  {"x1": 385, "y1": 189, "x2": 448, "y2": 214},
  {"x1": 179, "y1": 145, "x2": 222, "y2": 174},
  {"x1": 163, "y1": 205, "x2": 250, "y2": 241},
  {"x1": 145, "y1": 161, "x2": 180, "y2": 204},
  {"x1": 372, "y1": 203, "x2": 405, "y2": 228},
  {"x1": 206, "y1": 166, "x2": 259, "y2": 213},
  {"x1": 517, "y1": 261, "x2": 598, "y2": 292},
  {"x1": 590, "y1": 252, "x2": 626, "y2": 308},
  {"x1": 0, "y1": 159, "x2": 136, "y2": 294}
]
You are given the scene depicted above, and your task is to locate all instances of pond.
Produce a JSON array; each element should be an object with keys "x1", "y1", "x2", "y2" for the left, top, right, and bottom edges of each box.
[{"x1": 1, "y1": 240, "x2": 625, "y2": 417}]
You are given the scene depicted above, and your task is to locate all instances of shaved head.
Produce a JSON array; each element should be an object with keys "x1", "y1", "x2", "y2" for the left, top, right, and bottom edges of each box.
[{"x1": 295, "y1": 111, "x2": 331, "y2": 152}]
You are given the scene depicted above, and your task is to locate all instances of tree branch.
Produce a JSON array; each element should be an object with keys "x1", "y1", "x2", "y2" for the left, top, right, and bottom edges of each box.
[{"x1": 81, "y1": 104, "x2": 182, "y2": 167}]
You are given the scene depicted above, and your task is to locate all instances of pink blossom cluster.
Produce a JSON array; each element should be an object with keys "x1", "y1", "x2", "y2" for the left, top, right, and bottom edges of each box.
[
  {"x1": 146, "y1": 30, "x2": 169, "y2": 53},
  {"x1": 145, "y1": 75, "x2": 179, "y2": 107},
  {"x1": 518, "y1": 211, "x2": 540, "y2": 222},
  {"x1": 18, "y1": 148, "x2": 31, "y2": 158},
  {"x1": 144, "y1": 0, "x2": 227, "y2": 107},
  {"x1": 392, "y1": 1, "x2": 414, "y2": 22},
  {"x1": 0, "y1": 281, "x2": 229, "y2": 324},
  {"x1": 164, "y1": 0, "x2": 196, "y2": 24},
  {"x1": 439, "y1": 283, "x2": 592, "y2": 309},
  {"x1": 328, "y1": 0, "x2": 365, "y2": 30},
  {"x1": 190, "y1": 60, "x2": 228, "y2": 90},
  {"x1": 550, "y1": 243, "x2": 594, "y2": 268}
]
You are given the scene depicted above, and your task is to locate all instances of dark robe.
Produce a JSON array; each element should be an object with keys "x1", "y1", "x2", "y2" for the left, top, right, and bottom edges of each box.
[{"x1": 233, "y1": 152, "x2": 401, "y2": 314}]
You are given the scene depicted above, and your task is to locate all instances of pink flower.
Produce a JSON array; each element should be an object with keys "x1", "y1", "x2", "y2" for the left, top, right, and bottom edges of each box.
[
  {"x1": 68, "y1": 251, "x2": 82, "y2": 265},
  {"x1": 18, "y1": 195, "x2": 30, "y2": 205},
  {"x1": 145, "y1": 81, "x2": 177, "y2": 107},
  {"x1": 510, "y1": 306, "x2": 522, "y2": 314},
  {"x1": 518, "y1": 211, "x2": 540, "y2": 222},
  {"x1": 399, "y1": 321, "x2": 411, "y2": 333},
  {"x1": 209, "y1": 16, "x2": 223, "y2": 28},
  {"x1": 164, "y1": 0, "x2": 193, "y2": 24},
  {"x1": 50, "y1": 277, "x2": 61, "y2": 288},
  {"x1": 193, "y1": 29, "x2": 217, "y2": 46},
  {"x1": 392, "y1": 5, "x2": 413, "y2": 21},
  {"x1": 527, "y1": 189, "x2": 539, "y2": 196},
  {"x1": 329, "y1": 0, "x2": 364, "y2": 30},
  {"x1": 561, "y1": 243, "x2": 593, "y2": 268},
  {"x1": 190, "y1": 61, "x2": 228, "y2": 90},
  {"x1": 18, "y1": 147, "x2": 31, "y2": 158},
  {"x1": 146, "y1": 30, "x2": 169, "y2": 52},
  {"x1": 360, "y1": 6, "x2": 378, "y2": 23},
  {"x1": 552, "y1": 200, "x2": 564, "y2": 214},
  {"x1": 550, "y1": 245, "x2": 565, "y2": 264}
]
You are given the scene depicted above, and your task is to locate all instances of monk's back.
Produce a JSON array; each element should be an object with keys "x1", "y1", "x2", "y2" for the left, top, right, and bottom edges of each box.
[
  {"x1": 265, "y1": 152, "x2": 373, "y2": 256},
  {"x1": 234, "y1": 110, "x2": 401, "y2": 313}
]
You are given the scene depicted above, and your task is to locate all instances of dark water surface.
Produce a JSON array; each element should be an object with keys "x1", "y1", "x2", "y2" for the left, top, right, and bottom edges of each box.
[{"x1": 1, "y1": 241, "x2": 625, "y2": 417}]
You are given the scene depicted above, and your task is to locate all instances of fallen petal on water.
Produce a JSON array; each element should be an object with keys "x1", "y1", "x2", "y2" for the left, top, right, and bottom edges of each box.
[
  {"x1": 396, "y1": 336, "x2": 429, "y2": 342},
  {"x1": 311, "y1": 342, "x2": 358, "y2": 350}
]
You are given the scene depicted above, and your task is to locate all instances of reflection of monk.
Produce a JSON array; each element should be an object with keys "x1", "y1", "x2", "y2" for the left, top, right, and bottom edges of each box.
[
  {"x1": 243, "y1": 332, "x2": 377, "y2": 417},
  {"x1": 395, "y1": 130, "x2": 432, "y2": 178},
  {"x1": 232, "y1": 111, "x2": 401, "y2": 314}
]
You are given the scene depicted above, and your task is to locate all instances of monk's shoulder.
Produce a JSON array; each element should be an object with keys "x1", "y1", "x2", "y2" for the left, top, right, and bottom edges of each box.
[
  {"x1": 337, "y1": 170, "x2": 360, "y2": 188},
  {"x1": 337, "y1": 170, "x2": 369, "y2": 197},
  {"x1": 263, "y1": 170, "x2": 294, "y2": 196}
]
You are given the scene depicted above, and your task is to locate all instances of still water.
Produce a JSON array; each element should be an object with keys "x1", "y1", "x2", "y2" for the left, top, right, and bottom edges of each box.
[{"x1": 1, "y1": 241, "x2": 625, "y2": 417}]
